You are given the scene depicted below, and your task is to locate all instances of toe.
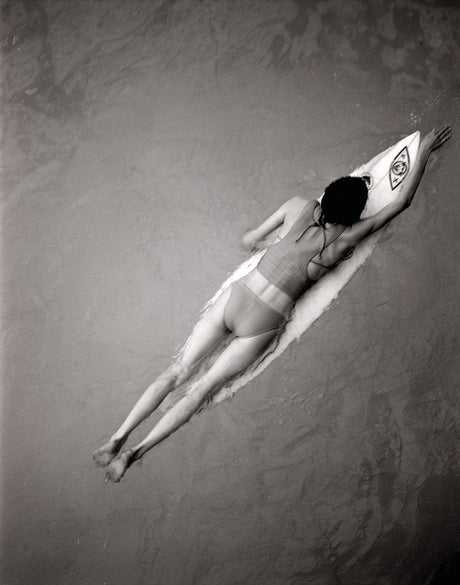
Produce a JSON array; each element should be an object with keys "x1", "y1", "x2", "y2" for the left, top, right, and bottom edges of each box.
[
  {"x1": 105, "y1": 468, "x2": 118, "y2": 483},
  {"x1": 93, "y1": 450, "x2": 110, "y2": 467}
]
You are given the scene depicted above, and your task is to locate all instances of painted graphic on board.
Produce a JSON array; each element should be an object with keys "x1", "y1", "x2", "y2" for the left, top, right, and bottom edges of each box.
[{"x1": 390, "y1": 146, "x2": 410, "y2": 190}]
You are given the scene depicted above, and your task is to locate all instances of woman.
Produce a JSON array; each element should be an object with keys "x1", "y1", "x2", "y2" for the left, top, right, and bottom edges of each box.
[{"x1": 94, "y1": 126, "x2": 451, "y2": 482}]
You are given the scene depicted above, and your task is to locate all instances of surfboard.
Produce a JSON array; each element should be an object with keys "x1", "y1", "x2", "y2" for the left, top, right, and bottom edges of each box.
[{"x1": 178, "y1": 132, "x2": 421, "y2": 405}]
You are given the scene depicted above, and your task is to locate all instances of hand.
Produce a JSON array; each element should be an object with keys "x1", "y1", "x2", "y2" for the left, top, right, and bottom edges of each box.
[
  {"x1": 421, "y1": 125, "x2": 452, "y2": 154},
  {"x1": 242, "y1": 230, "x2": 259, "y2": 251}
]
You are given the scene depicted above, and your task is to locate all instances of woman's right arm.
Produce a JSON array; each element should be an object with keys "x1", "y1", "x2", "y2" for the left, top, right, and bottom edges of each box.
[
  {"x1": 242, "y1": 199, "x2": 291, "y2": 251},
  {"x1": 346, "y1": 125, "x2": 452, "y2": 245}
]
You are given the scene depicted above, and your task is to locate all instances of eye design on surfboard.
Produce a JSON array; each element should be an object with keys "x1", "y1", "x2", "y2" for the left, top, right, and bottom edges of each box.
[{"x1": 390, "y1": 146, "x2": 410, "y2": 190}]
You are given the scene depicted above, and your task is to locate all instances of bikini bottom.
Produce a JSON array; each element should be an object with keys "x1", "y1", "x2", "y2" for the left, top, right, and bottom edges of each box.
[{"x1": 223, "y1": 280, "x2": 287, "y2": 338}]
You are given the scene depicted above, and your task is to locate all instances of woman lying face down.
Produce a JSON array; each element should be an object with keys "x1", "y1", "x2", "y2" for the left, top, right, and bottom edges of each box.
[{"x1": 93, "y1": 126, "x2": 451, "y2": 482}]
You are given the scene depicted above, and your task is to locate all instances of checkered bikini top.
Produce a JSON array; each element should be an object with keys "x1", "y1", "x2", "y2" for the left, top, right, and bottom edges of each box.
[{"x1": 257, "y1": 200, "x2": 346, "y2": 300}]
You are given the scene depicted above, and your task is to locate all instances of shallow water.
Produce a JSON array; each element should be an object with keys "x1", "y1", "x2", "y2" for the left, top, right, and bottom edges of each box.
[{"x1": 2, "y1": 1, "x2": 460, "y2": 584}]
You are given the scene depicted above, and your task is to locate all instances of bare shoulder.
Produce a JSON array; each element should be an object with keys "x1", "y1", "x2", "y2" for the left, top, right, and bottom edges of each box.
[
  {"x1": 284, "y1": 195, "x2": 314, "y2": 217},
  {"x1": 276, "y1": 196, "x2": 315, "y2": 239}
]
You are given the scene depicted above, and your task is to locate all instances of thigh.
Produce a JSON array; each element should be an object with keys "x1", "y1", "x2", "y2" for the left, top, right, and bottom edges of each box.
[
  {"x1": 201, "y1": 329, "x2": 278, "y2": 390},
  {"x1": 179, "y1": 286, "x2": 232, "y2": 370}
]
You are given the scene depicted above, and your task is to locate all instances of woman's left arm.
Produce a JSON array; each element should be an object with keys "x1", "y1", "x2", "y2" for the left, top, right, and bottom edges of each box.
[
  {"x1": 343, "y1": 125, "x2": 452, "y2": 246},
  {"x1": 242, "y1": 201, "x2": 290, "y2": 251}
]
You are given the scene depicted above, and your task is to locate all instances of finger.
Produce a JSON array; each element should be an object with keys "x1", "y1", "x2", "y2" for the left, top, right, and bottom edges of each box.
[
  {"x1": 431, "y1": 131, "x2": 452, "y2": 150},
  {"x1": 438, "y1": 125, "x2": 451, "y2": 136},
  {"x1": 439, "y1": 125, "x2": 452, "y2": 138},
  {"x1": 439, "y1": 127, "x2": 452, "y2": 142},
  {"x1": 436, "y1": 129, "x2": 450, "y2": 142},
  {"x1": 435, "y1": 125, "x2": 451, "y2": 136},
  {"x1": 442, "y1": 130, "x2": 452, "y2": 142}
]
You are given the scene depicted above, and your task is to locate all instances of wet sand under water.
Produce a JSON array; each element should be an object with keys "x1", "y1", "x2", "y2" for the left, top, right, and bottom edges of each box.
[{"x1": 2, "y1": 1, "x2": 460, "y2": 584}]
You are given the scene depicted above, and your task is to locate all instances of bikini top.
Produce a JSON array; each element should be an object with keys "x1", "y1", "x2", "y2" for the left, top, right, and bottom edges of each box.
[{"x1": 257, "y1": 200, "x2": 347, "y2": 300}]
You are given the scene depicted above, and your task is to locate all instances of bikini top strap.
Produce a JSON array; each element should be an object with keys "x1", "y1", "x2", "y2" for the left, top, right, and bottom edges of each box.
[
  {"x1": 309, "y1": 223, "x2": 347, "y2": 271},
  {"x1": 320, "y1": 224, "x2": 346, "y2": 256},
  {"x1": 294, "y1": 201, "x2": 321, "y2": 243}
]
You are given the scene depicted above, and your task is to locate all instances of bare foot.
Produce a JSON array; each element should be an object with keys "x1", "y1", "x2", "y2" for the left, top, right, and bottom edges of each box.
[
  {"x1": 105, "y1": 449, "x2": 135, "y2": 483},
  {"x1": 93, "y1": 437, "x2": 125, "y2": 467}
]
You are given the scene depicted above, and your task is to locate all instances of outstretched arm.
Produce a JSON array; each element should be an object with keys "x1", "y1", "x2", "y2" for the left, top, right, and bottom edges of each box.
[
  {"x1": 242, "y1": 200, "x2": 291, "y2": 251},
  {"x1": 346, "y1": 126, "x2": 452, "y2": 245}
]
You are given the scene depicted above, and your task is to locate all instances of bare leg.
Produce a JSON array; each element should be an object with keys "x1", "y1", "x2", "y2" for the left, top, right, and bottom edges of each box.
[
  {"x1": 105, "y1": 329, "x2": 277, "y2": 482},
  {"x1": 93, "y1": 287, "x2": 232, "y2": 467},
  {"x1": 93, "y1": 362, "x2": 190, "y2": 466}
]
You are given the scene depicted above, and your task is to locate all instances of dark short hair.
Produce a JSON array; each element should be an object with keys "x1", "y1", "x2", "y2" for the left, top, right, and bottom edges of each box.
[{"x1": 320, "y1": 176, "x2": 368, "y2": 226}]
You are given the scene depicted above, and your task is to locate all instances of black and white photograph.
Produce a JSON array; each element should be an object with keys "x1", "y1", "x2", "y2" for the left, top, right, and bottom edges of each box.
[{"x1": 2, "y1": 1, "x2": 459, "y2": 584}]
